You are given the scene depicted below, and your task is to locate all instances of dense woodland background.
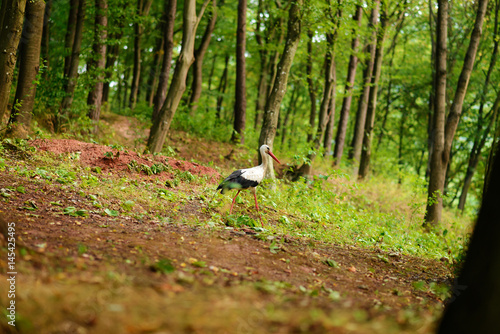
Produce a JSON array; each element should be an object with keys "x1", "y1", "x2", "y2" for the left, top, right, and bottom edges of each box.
[{"x1": 0, "y1": 0, "x2": 499, "y2": 226}]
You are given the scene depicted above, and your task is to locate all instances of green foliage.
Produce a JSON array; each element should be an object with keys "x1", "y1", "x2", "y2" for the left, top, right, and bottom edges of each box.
[{"x1": 151, "y1": 259, "x2": 176, "y2": 274}]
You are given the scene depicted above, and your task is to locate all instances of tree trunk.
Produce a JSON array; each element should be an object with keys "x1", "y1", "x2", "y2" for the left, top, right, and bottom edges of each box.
[
  {"x1": 426, "y1": 0, "x2": 437, "y2": 179},
  {"x1": 189, "y1": 0, "x2": 217, "y2": 113},
  {"x1": 258, "y1": 0, "x2": 303, "y2": 179},
  {"x1": 41, "y1": 0, "x2": 52, "y2": 75},
  {"x1": 86, "y1": 0, "x2": 107, "y2": 134},
  {"x1": 152, "y1": 0, "x2": 177, "y2": 122},
  {"x1": 231, "y1": 0, "x2": 246, "y2": 143},
  {"x1": 6, "y1": 0, "x2": 45, "y2": 138},
  {"x1": 348, "y1": 0, "x2": 380, "y2": 169},
  {"x1": 147, "y1": 0, "x2": 211, "y2": 154},
  {"x1": 333, "y1": 4, "x2": 362, "y2": 166},
  {"x1": 437, "y1": 138, "x2": 500, "y2": 333},
  {"x1": 358, "y1": 11, "x2": 389, "y2": 180},
  {"x1": 216, "y1": 55, "x2": 229, "y2": 119},
  {"x1": 58, "y1": 0, "x2": 86, "y2": 131},
  {"x1": 129, "y1": 0, "x2": 153, "y2": 110},
  {"x1": 146, "y1": 23, "x2": 165, "y2": 107},
  {"x1": 323, "y1": 84, "x2": 336, "y2": 155},
  {"x1": 458, "y1": 93, "x2": 500, "y2": 211},
  {"x1": 425, "y1": 0, "x2": 488, "y2": 226},
  {"x1": 63, "y1": 0, "x2": 79, "y2": 78},
  {"x1": 457, "y1": 1, "x2": 499, "y2": 211},
  {"x1": 306, "y1": 29, "x2": 317, "y2": 144},
  {"x1": 281, "y1": 84, "x2": 299, "y2": 147},
  {"x1": 0, "y1": 0, "x2": 28, "y2": 126}
]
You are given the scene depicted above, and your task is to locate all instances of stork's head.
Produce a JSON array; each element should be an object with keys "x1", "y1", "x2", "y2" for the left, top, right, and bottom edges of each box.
[{"x1": 260, "y1": 145, "x2": 281, "y2": 164}]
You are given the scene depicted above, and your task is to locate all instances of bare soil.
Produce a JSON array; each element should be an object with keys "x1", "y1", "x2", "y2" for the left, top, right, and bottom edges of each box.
[{"x1": 0, "y1": 131, "x2": 452, "y2": 333}]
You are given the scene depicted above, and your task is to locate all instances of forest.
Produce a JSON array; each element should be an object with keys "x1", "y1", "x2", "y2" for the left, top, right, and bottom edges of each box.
[{"x1": 1, "y1": 0, "x2": 500, "y2": 332}]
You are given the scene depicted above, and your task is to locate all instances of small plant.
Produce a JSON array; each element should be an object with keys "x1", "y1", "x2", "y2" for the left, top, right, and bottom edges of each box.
[
  {"x1": 63, "y1": 206, "x2": 89, "y2": 217},
  {"x1": 150, "y1": 259, "x2": 176, "y2": 274}
]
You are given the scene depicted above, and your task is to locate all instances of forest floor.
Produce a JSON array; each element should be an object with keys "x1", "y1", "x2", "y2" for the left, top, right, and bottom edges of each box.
[{"x1": 0, "y1": 114, "x2": 455, "y2": 333}]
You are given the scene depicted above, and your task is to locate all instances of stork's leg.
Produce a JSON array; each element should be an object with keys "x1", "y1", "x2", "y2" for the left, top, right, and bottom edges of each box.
[
  {"x1": 229, "y1": 190, "x2": 241, "y2": 214},
  {"x1": 252, "y1": 187, "x2": 264, "y2": 227}
]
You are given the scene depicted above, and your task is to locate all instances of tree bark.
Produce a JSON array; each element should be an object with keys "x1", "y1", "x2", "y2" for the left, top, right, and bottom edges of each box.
[
  {"x1": 333, "y1": 4, "x2": 362, "y2": 166},
  {"x1": 437, "y1": 135, "x2": 500, "y2": 334},
  {"x1": 86, "y1": 0, "x2": 108, "y2": 134},
  {"x1": 255, "y1": 1, "x2": 285, "y2": 130},
  {"x1": 189, "y1": 0, "x2": 217, "y2": 114},
  {"x1": 63, "y1": 0, "x2": 79, "y2": 78},
  {"x1": 258, "y1": 0, "x2": 303, "y2": 179},
  {"x1": 425, "y1": 0, "x2": 488, "y2": 226},
  {"x1": 145, "y1": 21, "x2": 165, "y2": 107},
  {"x1": 231, "y1": 0, "x2": 246, "y2": 143},
  {"x1": 348, "y1": 0, "x2": 380, "y2": 169},
  {"x1": 0, "y1": 0, "x2": 28, "y2": 126},
  {"x1": 306, "y1": 29, "x2": 317, "y2": 144},
  {"x1": 6, "y1": 0, "x2": 45, "y2": 138},
  {"x1": 147, "y1": 0, "x2": 211, "y2": 154},
  {"x1": 216, "y1": 55, "x2": 229, "y2": 119},
  {"x1": 358, "y1": 10, "x2": 389, "y2": 180},
  {"x1": 41, "y1": 0, "x2": 52, "y2": 75},
  {"x1": 129, "y1": 0, "x2": 153, "y2": 110},
  {"x1": 458, "y1": 93, "x2": 500, "y2": 211},
  {"x1": 58, "y1": 0, "x2": 86, "y2": 131},
  {"x1": 152, "y1": 0, "x2": 177, "y2": 122},
  {"x1": 457, "y1": 0, "x2": 499, "y2": 211},
  {"x1": 323, "y1": 84, "x2": 336, "y2": 155}
]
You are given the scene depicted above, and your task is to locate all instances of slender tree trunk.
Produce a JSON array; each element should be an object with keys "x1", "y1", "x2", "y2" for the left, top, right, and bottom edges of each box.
[
  {"x1": 6, "y1": 0, "x2": 45, "y2": 138},
  {"x1": 253, "y1": 0, "x2": 267, "y2": 129},
  {"x1": 58, "y1": 0, "x2": 86, "y2": 131},
  {"x1": 86, "y1": 0, "x2": 108, "y2": 134},
  {"x1": 348, "y1": 0, "x2": 380, "y2": 169},
  {"x1": 102, "y1": 40, "x2": 120, "y2": 104},
  {"x1": 437, "y1": 140, "x2": 500, "y2": 333},
  {"x1": 0, "y1": 0, "x2": 28, "y2": 125},
  {"x1": 147, "y1": 0, "x2": 211, "y2": 153},
  {"x1": 152, "y1": 0, "x2": 177, "y2": 121},
  {"x1": 426, "y1": 0, "x2": 437, "y2": 179},
  {"x1": 281, "y1": 85, "x2": 299, "y2": 147},
  {"x1": 190, "y1": 0, "x2": 217, "y2": 113},
  {"x1": 306, "y1": 29, "x2": 317, "y2": 144},
  {"x1": 425, "y1": 0, "x2": 488, "y2": 226},
  {"x1": 216, "y1": 55, "x2": 229, "y2": 119},
  {"x1": 457, "y1": 1, "x2": 499, "y2": 210},
  {"x1": 358, "y1": 12, "x2": 389, "y2": 180},
  {"x1": 458, "y1": 93, "x2": 500, "y2": 210},
  {"x1": 63, "y1": 0, "x2": 79, "y2": 78},
  {"x1": 333, "y1": 4, "x2": 363, "y2": 166},
  {"x1": 129, "y1": 0, "x2": 153, "y2": 110},
  {"x1": 397, "y1": 108, "x2": 408, "y2": 184},
  {"x1": 231, "y1": 0, "x2": 247, "y2": 143},
  {"x1": 146, "y1": 23, "x2": 165, "y2": 107},
  {"x1": 375, "y1": 17, "x2": 405, "y2": 150},
  {"x1": 41, "y1": 0, "x2": 52, "y2": 75},
  {"x1": 323, "y1": 84, "x2": 336, "y2": 155},
  {"x1": 258, "y1": 0, "x2": 303, "y2": 179}
]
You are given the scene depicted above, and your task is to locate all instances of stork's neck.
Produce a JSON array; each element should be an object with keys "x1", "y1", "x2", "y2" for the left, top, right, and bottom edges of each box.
[{"x1": 260, "y1": 148, "x2": 271, "y2": 169}]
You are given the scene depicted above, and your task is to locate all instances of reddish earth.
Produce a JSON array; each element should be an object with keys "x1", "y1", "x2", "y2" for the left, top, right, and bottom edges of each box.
[
  {"x1": 31, "y1": 138, "x2": 221, "y2": 183},
  {"x1": 0, "y1": 138, "x2": 451, "y2": 333}
]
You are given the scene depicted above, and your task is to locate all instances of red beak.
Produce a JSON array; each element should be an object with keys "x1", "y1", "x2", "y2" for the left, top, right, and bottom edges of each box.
[{"x1": 267, "y1": 151, "x2": 281, "y2": 164}]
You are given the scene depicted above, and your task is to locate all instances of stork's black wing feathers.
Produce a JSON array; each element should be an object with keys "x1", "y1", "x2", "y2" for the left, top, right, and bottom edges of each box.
[{"x1": 217, "y1": 169, "x2": 259, "y2": 194}]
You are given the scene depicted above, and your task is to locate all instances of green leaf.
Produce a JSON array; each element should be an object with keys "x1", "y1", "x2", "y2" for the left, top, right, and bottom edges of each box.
[{"x1": 104, "y1": 208, "x2": 119, "y2": 217}]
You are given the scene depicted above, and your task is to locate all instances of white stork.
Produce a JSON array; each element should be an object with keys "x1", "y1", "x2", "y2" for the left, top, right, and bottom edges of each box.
[{"x1": 216, "y1": 145, "x2": 281, "y2": 224}]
